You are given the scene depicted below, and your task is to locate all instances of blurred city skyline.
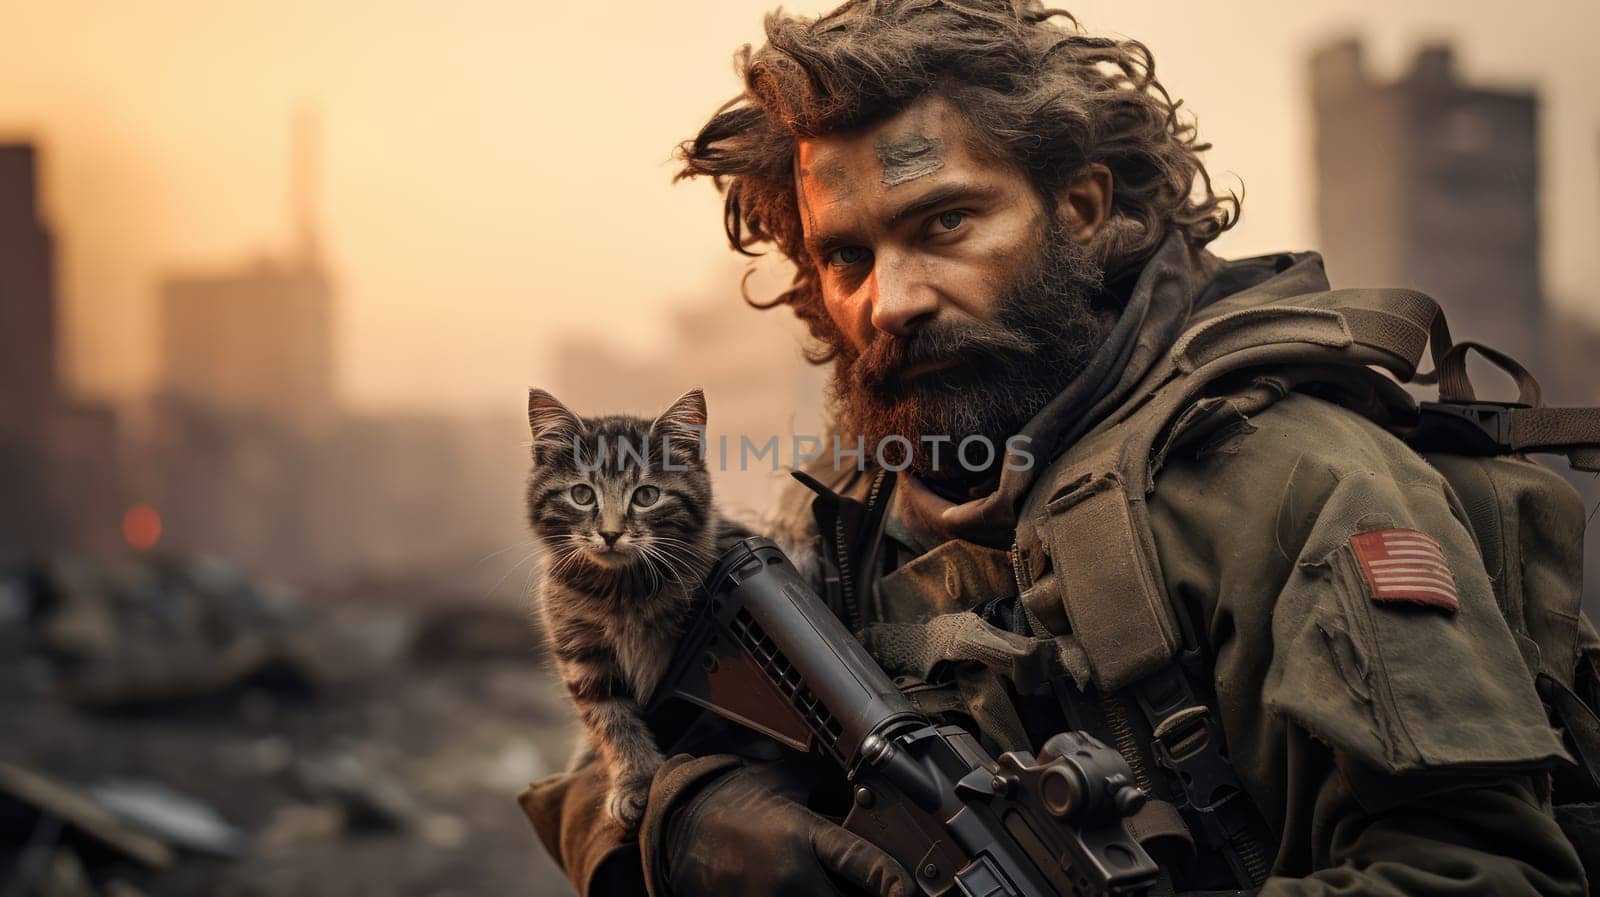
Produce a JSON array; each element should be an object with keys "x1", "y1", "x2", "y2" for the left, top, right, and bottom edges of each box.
[{"x1": 2, "y1": 0, "x2": 1598, "y2": 417}]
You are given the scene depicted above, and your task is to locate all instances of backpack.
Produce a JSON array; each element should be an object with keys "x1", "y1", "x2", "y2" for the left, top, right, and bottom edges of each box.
[{"x1": 1009, "y1": 285, "x2": 1600, "y2": 885}]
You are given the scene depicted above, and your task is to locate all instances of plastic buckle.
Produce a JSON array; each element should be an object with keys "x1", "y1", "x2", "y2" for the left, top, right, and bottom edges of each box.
[
  {"x1": 1411, "y1": 401, "x2": 1527, "y2": 456},
  {"x1": 1151, "y1": 707, "x2": 1238, "y2": 815},
  {"x1": 1133, "y1": 665, "x2": 1273, "y2": 885},
  {"x1": 1135, "y1": 666, "x2": 1253, "y2": 840}
]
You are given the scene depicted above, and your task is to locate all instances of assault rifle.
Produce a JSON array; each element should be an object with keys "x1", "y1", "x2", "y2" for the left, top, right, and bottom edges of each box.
[{"x1": 649, "y1": 536, "x2": 1159, "y2": 897}]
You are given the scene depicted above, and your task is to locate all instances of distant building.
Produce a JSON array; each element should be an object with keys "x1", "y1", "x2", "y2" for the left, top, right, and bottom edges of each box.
[
  {"x1": 158, "y1": 110, "x2": 335, "y2": 433},
  {"x1": 144, "y1": 109, "x2": 338, "y2": 573},
  {"x1": 0, "y1": 145, "x2": 58, "y2": 430},
  {"x1": 0, "y1": 144, "x2": 126, "y2": 557},
  {"x1": 158, "y1": 257, "x2": 335, "y2": 431},
  {"x1": 1312, "y1": 40, "x2": 1542, "y2": 360},
  {"x1": 0, "y1": 122, "x2": 531, "y2": 586},
  {"x1": 0, "y1": 144, "x2": 63, "y2": 552},
  {"x1": 134, "y1": 110, "x2": 530, "y2": 588}
]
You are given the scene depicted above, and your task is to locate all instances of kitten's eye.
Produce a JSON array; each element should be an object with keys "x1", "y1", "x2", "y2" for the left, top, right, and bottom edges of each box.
[
  {"x1": 631, "y1": 485, "x2": 660, "y2": 508},
  {"x1": 569, "y1": 484, "x2": 596, "y2": 506}
]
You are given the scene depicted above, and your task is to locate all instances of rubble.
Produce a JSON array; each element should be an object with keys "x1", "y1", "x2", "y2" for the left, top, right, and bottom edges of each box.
[
  {"x1": 1, "y1": 553, "x2": 578, "y2": 897},
  {"x1": 87, "y1": 782, "x2": 247, "y2": 860},
  {"x1": 18, "y1": 555, "x2": 319, "y2": 709},
  {"x1": 256, "y1": 804, "x2": 343, "y2": 854},
  {"x1": 36, "y1": 849, "x2": 93, "y2": 897},
  {"x1": 0, "y1": 763, "x2": 173, "y2": 870},
  {"x1": 0, "y1": 762, "x2": 180, "y2": 897},
  {"x1": 408, "y1": 603, "x2": 536, "y2": 664},
  {"x1": 289, "y1": 750, "x2": 418, "y2": 833}
]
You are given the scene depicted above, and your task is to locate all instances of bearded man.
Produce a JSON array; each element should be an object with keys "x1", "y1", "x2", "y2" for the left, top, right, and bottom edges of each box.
[{"x1": 518, "y1": 2, "x2": 1592, "y2": 894}]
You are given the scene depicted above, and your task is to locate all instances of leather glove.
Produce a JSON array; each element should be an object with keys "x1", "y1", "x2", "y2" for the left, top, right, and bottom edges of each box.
[{"x1": 660, "y1": 759, "x2": 913, "y2": 896}]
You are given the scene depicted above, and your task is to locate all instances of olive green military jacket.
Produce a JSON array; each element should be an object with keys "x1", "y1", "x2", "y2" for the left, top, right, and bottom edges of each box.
[
  {"x1": 518, "y1": 238, "x2": 1588, "y2": 895},
  {"x1": 866, "y1": 389, "x2": 1586, "y2": 895}
]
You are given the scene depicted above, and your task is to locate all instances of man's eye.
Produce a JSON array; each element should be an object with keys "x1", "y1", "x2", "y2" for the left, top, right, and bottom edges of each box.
[
  {"x1": 570, "y1": 484, "x2": 596, "y2": 506},
  {"x1": 931, "y1": 210, "x2": 967, "y2": 233},
  {"x1": 826, "y1": 246, "x2": 870, "y2": 268}
]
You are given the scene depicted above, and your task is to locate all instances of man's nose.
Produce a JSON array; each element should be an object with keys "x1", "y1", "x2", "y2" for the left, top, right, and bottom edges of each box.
[{"x1": 868, "y1": 257, "x2": 940, "y2": 337}]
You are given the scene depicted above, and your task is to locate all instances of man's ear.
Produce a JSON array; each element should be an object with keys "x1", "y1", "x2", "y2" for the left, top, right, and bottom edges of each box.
[
  {"x1": 1054, "y1": 162, "x2": 1113, "y2": 244},
  {"x1": 651, "y1": 388, "x2": 707, "y2": 441},
  {"x1": 527, "y1": 388, "x2": 581, "y2": 446}
]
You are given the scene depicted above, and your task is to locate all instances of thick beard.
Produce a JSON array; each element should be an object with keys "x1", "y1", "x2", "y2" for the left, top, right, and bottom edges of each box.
[{"x1": 826, "y1": 221, "x2": 1109, "y2": 482}]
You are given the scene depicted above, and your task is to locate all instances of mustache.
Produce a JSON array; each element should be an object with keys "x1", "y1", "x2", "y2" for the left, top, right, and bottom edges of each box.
[{"x1": 850, "y1": 317, "x2": 1042, "y2": 394}]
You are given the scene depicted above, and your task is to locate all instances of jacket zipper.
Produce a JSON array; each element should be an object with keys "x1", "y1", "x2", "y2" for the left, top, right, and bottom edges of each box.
[
  {"x1": 835, "y1": 468, "x2": 888, "y2": 632},
  {"x1": 1100, "y1": 695, "x2": 1157, "y2": 796}
]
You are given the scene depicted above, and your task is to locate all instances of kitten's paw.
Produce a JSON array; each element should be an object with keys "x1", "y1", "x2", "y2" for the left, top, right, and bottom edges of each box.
[{"x1": 605, "y1": 780, "x2": 650, "y2": 832}]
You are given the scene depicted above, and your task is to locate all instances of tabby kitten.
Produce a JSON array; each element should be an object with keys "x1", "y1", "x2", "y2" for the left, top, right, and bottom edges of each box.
[{"x1": 525, "y1": 387, "x2": 721, "y2": 831}]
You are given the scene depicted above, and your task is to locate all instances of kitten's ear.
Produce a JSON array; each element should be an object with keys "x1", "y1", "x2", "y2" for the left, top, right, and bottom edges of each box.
[
  {"x1": 527, "y1": 389, "x2": 581, "y2": 446},
  {"x1": 652, "y1": 387, "x2": 707, "y2": 440}
]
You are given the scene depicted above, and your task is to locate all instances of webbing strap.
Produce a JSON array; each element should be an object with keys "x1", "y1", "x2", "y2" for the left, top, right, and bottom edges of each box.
[
  {"x1": 1174, "y1": 288, "x2": 1440, "y2": 382},
  {"x1": 1509, "y1": 407, "x2": 1600, "y2": 468},
  {"x1": 1122, "y1": 799, "x2": 1195, "y2": 873},
  {"x1": 1297, "y1": 287, "x2": 1440, "y2": 381},
  {"x1": 1034, "y1": 467, "x2": 1181, "y2": 692},
  {"x1": 1419, "y1": 320, "x2": 1600, "y2": 471},
  {"x1": 1132, "y1": 665, "x2": 1276, "y2": 886},
  {"x1": 1435, "y1": 339, "x2": 1543, "y2": 406},
  {"x1": 1541, "y1": 674, "x2": 1600, "y2": 797},
  {"x1": 1172, "y1": 306, "x2": 1351, "y2": 374}
]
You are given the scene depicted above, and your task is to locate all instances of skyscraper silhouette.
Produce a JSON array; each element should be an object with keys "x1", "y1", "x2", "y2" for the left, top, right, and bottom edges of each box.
[{"x1": 1312, "y1": 40, "x2": 1542, "y2": 360}]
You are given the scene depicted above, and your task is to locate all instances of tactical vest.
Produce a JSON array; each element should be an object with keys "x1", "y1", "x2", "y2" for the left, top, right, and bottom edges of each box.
[{"x1": 830, "y1": 286, "x2": 1600, "y2": 891}]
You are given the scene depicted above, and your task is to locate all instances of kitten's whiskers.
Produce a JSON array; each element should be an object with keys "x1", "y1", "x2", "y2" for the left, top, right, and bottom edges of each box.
[{"x1": 637, "y1": 542, "x2": 687, "y2": 593}]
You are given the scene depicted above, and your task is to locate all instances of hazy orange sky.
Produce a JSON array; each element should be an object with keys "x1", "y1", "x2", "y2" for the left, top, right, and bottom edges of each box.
[{"x1": 3, "y1": 0, "x2": 1596, "y2": 414}]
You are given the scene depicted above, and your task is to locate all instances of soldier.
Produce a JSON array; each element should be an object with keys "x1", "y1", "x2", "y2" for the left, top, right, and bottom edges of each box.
[{"x1": 520, "y1": 1, "x2": 1595, "y2": 894}]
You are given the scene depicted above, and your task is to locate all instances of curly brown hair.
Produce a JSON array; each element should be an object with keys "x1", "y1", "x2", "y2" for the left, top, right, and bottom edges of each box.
[{"x1": 676, "y1": 0, "x2": 1239, "y2": 356}]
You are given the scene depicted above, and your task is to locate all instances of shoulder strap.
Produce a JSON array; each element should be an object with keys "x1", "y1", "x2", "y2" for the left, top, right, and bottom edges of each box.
[
  {"x1": 1016, "y1": 285, "x2": 1600, "y2": 707},
  {"x1": 1010, "y1": 287, "x2": 1444, "y2": 888},
  {"x1": 1511, "y1": 409, "x2": 1600, "y2": 472},
  {"x1": 1172, "y1": 287, "x2": 1438, "y2": 380},
  {"x1": 1018, "y1": 287, "x2": 1438, "y2": 692}
]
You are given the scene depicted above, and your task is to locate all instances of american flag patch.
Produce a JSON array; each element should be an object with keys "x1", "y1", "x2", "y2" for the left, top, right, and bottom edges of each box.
[{"x1": 1349, "y1": 528, "x2": 1460, "y2": 613}]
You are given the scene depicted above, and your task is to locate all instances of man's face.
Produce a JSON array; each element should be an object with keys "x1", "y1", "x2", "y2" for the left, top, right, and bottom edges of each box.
[{"x1": 795, "y1": 94, "x2": 1109, "y2": 479}]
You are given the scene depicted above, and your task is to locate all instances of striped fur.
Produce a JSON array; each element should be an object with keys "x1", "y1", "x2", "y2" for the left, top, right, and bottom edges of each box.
[{"x1": 525, "y1": 387, "x2": 734, "y2": 831}]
